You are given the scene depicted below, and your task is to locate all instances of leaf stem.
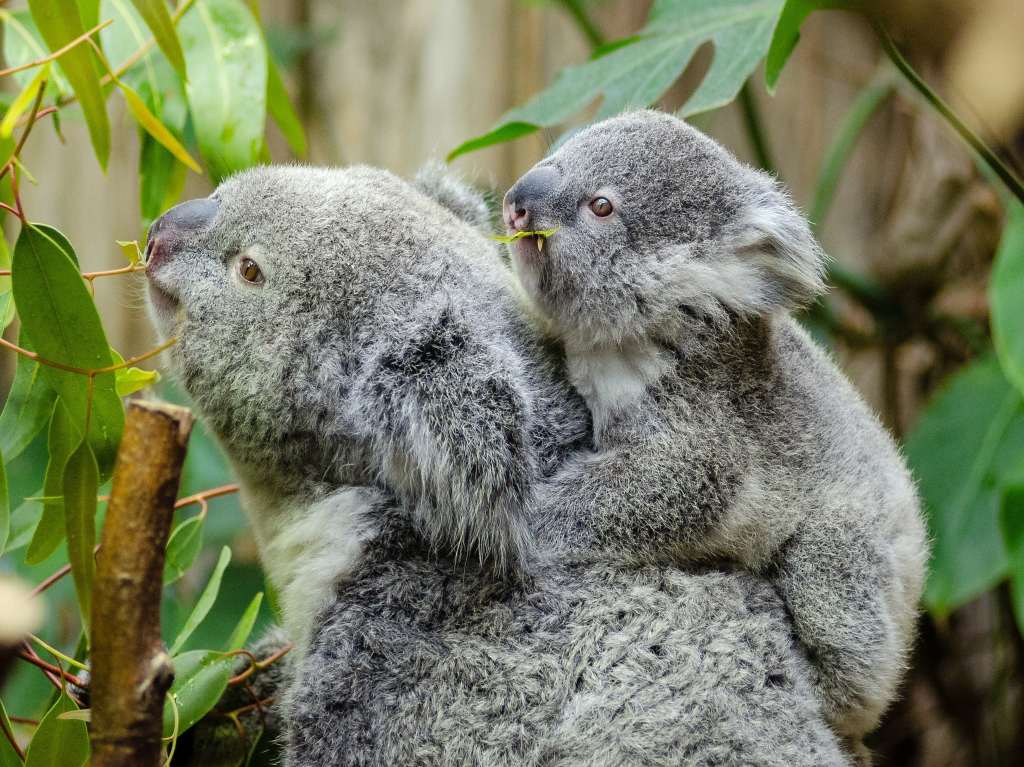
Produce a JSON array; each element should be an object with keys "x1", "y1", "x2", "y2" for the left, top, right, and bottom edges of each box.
[
  {"x1": 29, "y1": 634, "x2": 90, "y2": 671},
  {"x1": 0, "y1": 18, "x2": 113, "y2": 79},
  {"x1": 872, "y1": 19, "x2": 1024, "y2": 204},
  {"x1": 737, "y1": 81, "x2": 775, "y2": 174},
  {"x1": 555, "y1": 0, "x2": 606, "y2": 50},
  {"x1": 810, "y1": 71, "x2": 894, "y2": 229}
]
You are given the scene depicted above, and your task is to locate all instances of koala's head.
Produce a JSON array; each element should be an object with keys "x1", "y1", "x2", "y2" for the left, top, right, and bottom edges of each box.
[
  {"x1": 145, "y1": 164, "x2": 488, "y2": 488},
  {"x1": 502, "y1": 110, "x2": 826, "y2": 347}
]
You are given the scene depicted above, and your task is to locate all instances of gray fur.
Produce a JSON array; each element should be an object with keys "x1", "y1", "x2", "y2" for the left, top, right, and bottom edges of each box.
[
  {"x1": 147, "y1": 162, "x2": 851, "y2": 764},
  {"x1": 503, "y1": 110, "x2": 928, "y2": 741}
]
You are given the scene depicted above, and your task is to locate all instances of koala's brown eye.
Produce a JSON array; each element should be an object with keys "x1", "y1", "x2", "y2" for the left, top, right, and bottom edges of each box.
[
  {"x1": 589, "y1": 197, "x2": 613, "y2": 217},
  {"x1": 239, "y1": 257, "x2": 263, "y2": 284}
]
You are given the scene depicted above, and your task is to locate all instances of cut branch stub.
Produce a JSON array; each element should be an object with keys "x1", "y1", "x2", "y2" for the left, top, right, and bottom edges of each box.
[{"x1": 90, "y1": 400, "x2": 194, "y2": 767}]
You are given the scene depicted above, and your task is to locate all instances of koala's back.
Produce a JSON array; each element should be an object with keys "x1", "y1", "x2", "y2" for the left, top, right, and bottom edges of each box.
[
  {"x1": 283, "y1": 508, "x2": 850, "y2": 767},
  {"x1": 770, "y1": 313, "x2": 929, "y2": 630}
]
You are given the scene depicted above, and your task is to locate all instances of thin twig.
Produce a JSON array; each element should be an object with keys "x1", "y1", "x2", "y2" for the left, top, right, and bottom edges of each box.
[
  {"x1": 872, "y1": 20, "x2": 1024, "y2": 204},
  {"x1": 0, "y1": 711, "x2": 25, "y2": 761},
  {"x1": 0, "y1": 18, "x2": 113, "y2": 78},
  {"x1": 0, "y1": 264, "x2": 147, "y2": 279},
  {"x1": 737, "y1": 81, "x2": 775, "y2": 174},
  {"x1": 0, "y1": 335, "x2": 177, "y2": 377},
  {"x1": 174, "y1": 484, "x2": 240, "y2": 510},
  {"x1": 16, "y1": 646, "x2": 87, "y2": 688},
  {"x1": 228, "y1": 643, "x2": 294, "y2": 687}
]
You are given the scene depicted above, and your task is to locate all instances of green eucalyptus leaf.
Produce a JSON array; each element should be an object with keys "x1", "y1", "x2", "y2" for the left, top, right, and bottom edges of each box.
[
  {"x1": 23, "y1": 691, "x2": 89, "y2": 767},
  {"x1": 225, "y1": 592, "x2": 263, "y2": 651},
  {"x1": 63, "y1": 439, "x2": 98, "y2": 635},
  {"x1": 449, "y1": 0, "x2": 785, "y2": 160},
  {"x1": 77, "y1": 0, "x2": 100, "y2": 29},
  {"x1": 5, "y1": 500, "x2": 43, "y2": 554},
  {"x1": 163, "y1": 514, "x2": 205, "y2": 585},
  {"x1": 0, "y1": 699, "x2": 22, "y2": 767},
  {"x1": 991, "y1": 201, "x2": 1024, "y2": 397},
  {"x1": 242, "y1": 0, "x2": 306, "y2": 158},
  {"x1": 170, "y1": 545, "x2": 232, "y2": 654},
  {"x1": 905, "y1": 356, "x2": 1024, "y2": 614},
  {"x1": 130, "y1": 0, "x2": 187, "y2": 79},
  {"x1": 0, "y1": 333, "x2": 56, "y2": 464},
  {"x1": 1001, "y1": 485, "x2": 1024, "y2": 634},
  {"x1": 179, "y1": 0, "x2": 267, "y2": 182},
  {"x1": 27, "y1": 0, "x2": 111, "y2": 168},
  {"x1": 100, "y1": 0, "x2": 161, "y2": 94},
  {"x1": 25, "y1": 400, "x2": 76, "y2": 565},
  {"x1": 11, "y1": 223, "x2": 124, "y2": 480},
  {"x1": 162, "y1": 649, "x2": 234, "y2": 737}
]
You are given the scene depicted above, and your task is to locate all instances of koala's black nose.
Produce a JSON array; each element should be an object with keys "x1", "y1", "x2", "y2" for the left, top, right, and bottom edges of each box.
[
  {"x1": 146, "y1": 197, "x2": 219, "y2": 270},
  {"x1": 504, "y1": 165, "x2": 560, "y2": 231}
]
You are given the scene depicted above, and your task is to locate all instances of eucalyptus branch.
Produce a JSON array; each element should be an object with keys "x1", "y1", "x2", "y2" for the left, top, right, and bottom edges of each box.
[
  {"x1": 0, "y1": 18, "x2": 112, "y2": 79},
  {"x1": 871, "y1": 19, "x2": 1024, "y2": 204},
  {"x1": 0, "y1": 335, "x2": 177, "y2": 377},
  {"x1": 228, "y1": 642, "x2": 294, "y2": 687},
  {"x1": 0, "y1": 264, "x2": 147, "y2": 279}
]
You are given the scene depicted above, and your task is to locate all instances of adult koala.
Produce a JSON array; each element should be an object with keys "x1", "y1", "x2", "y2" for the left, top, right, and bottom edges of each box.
[{"x1": 145, "y1": 163, "x2": 852, "y2": 766}]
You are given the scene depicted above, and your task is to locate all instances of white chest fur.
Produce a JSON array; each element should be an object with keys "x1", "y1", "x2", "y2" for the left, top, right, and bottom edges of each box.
[
  {"x1": 238, "y1": 477, "x2": 379, "y2": 655},
  {"x1": 565, "y1": 341, "x2": 668, "y2": 433}
]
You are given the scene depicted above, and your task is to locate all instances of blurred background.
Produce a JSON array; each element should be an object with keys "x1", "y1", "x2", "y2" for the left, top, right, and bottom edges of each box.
[{"x1": 3, "y1": 1, "x2": 1024, "y2": 764}]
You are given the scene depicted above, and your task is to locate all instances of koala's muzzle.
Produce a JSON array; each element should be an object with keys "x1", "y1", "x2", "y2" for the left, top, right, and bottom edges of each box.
[
  {"x1": 146, "y1": 197, "x2": 219, "y2": 270},
  {"x1": 504, "y1": 165, "x2": 559, "y2": 231}
]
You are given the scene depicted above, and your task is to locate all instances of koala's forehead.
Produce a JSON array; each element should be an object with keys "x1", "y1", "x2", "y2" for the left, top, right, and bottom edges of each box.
[
  {"x1": 207, "y1": 166, "x2": 446, "y2": 263},
  {"x1": 551, "y1": 110, "x2": 739, "y2": 197}
]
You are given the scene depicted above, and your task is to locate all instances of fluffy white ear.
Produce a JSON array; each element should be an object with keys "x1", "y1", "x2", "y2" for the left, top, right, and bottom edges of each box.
[
  {"x1": 414, "y1": 161, "x2": 493, "y2": 233},
  {"x1": 727, "y1": 182, "x2": 828, "y2": 312}
]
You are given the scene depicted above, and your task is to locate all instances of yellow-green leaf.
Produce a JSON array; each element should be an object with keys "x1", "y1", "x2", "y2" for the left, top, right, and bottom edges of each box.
[
  {"x1": 118, "y1": 80, "x2": 202, "y2": 173},
  {"x1": 0, "y1": 62, "x2": 49, "y2": 139},
  {"x1": 130, "y1": 0, "x2": 187, "y2": 79},
  {"x1": 115, "y1": 238, "x2": 142, "y2": 265},
  {"x1": 490, "y1": 227, "x2": 559, "y2": 243},
  {"x1": 115, "y1": 365, "x2": 159, "y2": 396},
  {"x1": 28, "y1": 0, "x2": 111, "y2": 169}
]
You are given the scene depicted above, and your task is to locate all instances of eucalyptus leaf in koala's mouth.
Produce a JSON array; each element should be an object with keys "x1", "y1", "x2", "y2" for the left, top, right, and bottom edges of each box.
[{"x1": 491, "y1": 227, "x2": 559, "y2": 247}]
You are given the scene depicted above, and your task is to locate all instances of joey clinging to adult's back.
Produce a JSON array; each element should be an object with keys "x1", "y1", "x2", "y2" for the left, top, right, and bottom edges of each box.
[
  {"x1": 143, "y1": 165, "x2": 591, "y2": 580},
  {"x1": 501, "y1": 110, "x2": 927, "y2": 742}
]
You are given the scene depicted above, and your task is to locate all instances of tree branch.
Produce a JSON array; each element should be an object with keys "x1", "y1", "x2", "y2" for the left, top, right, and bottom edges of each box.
[{"x1": 90, "y1": 401, "x2": 194, "y2": 767}]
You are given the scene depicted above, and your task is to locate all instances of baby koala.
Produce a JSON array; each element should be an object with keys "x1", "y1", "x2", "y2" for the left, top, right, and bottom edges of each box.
[{"x1": 502, "y1": 110, "x2": 927, "y2": 743}]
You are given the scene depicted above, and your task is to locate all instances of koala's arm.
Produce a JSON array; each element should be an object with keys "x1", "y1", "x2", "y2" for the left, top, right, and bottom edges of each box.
[
  {"x1": 349, "y1": 302, "x2": 537, "y2": 571},
  {"x1": 536, "y1": 416, "x2": 742, "y2": 557}
]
